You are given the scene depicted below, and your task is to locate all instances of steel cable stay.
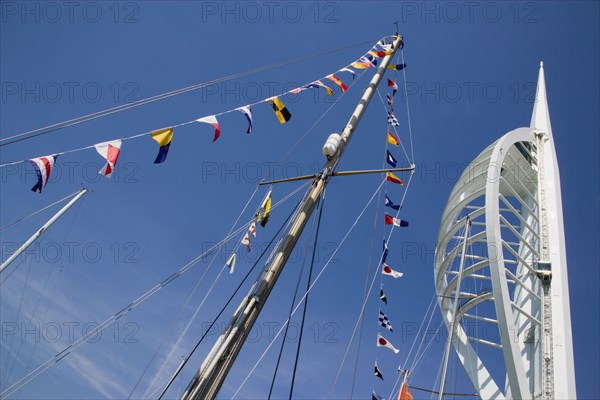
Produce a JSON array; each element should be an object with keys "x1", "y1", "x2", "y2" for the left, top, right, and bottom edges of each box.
[
  {"x1": 349, "y1": 174, "x2": 384, "y2": 399},
  {"x1": 1, "y1": 194, "x2": 86, "y2": 389},
  {"x1": 0, "y1": 189, "x2": 83, "y2": 232},
  {"x1": 0, "y1": 37, "x2": 389, "y2": 148},
  {"x1": 0, "y1": 181, "x2": 310, "y2": 398},
  {"x1": 349, "y1": 118, "x2": 393, "y2": 399},
  {"x1": 130, "y1": 185, "x2": 262, "y2": 399},
  {"x1": 328, "y1": 173, "x2": 414, "y2": 399},
  {"x1": 288, "y1": 194, "x2": 325, "y2": 399},
  {"x1": 229, "y1": 177, "x2": 386, "y2": 399},
  {"x1": 267, "y1": 192, "x2": 324, "y2": 400},
  {"x1": 387, "y1": 221, "x2": 473, "y2": 400},
  {"x1": 153, "y1": 188, "x2": 309, "y2": 400}
]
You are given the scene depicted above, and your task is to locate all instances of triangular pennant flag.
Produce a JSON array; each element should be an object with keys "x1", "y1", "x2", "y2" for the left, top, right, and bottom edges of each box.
[
  {"x1": 388, "y1": 63, "x2": 407, "y2": 71},
  {"x1": 379, "y1": 311, "x2": 393, "y2": 332},
  {"x1": 241, "y1": 233, "x2": 251, "y2": 252},
  {"x1": 387, "y1": 93, "x2": 393, "y2": 106},
  {"x1": 387, "y1": 79, "x2": 398, "y2": 96},
  {"x1": 151, "y1": 128, "x2": 174, "y2": 164},
  {"x1": 384, "y1": 213, "x2": 409, "y2": 227},
  {"x1": 196, "y1": 115, "x2": 221, "y2": 142},
  {"x1": 387, "y1": 111, "x2": 400, "y2": 127},
  {"x1": 258, "y1": 189, "x2": 272, "y2": 227},
  {"x1": 386, "y1": 172, "x2": 404, "y2": 185},
  {"x1": 385, "y1": 195, "x2": 400, "y2": 211},
  {"x1": 372, "y1": 390, "x2": 384, "y2": 400},
  {"x1": 382, "y1": 240, "x2": 388, "y2": 264},
  {"x1": 268, "y1": 97, "x2": 291, "y2": 124},
  {"x1": 386, "y1": 150, "x2": 397, "y2": 167},
  {"x1": 326, "y1": 74, "x2": 348, "y2": 92},
  {"x1": 226, "y1": 253, "x2": 236, "y2": 274},
  {"x1": 95, "y1": 139, "x2": 122, "y2": 178},
  {"x1": 236, "y1": 106, "x2": 253, "y2": 134},
  {"x1": 387, "y1": 131, "x2": 399, "y2": 146},
  {"x1": 380, "y1": 286, "x2": 388, "y2": 304},
  {"x1": 382, "y1": 263, "x2": 404, "y2": 279},
  {"x1": 339, "y1": 67, "x2": 356, "y2": 80},
  {"x1": 377, "y1": 333, "x2": 400, "y2": 353},
  {"x1": 27, "y1": 155, "x2": 58, "y2": 193},
  {"x1": 374, "y1": 362, "x2": 384, "y2": 380},
  {"x1": 249, "y1": 221, "x2": 256, "y2": 237}
]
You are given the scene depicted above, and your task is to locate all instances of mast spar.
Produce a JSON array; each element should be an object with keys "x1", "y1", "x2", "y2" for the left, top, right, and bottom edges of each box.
[{"x1": 179, "y1": 34, "x2": 404, "y2": 400}]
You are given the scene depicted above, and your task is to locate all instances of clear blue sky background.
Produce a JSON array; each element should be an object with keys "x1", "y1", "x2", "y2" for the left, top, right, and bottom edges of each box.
[{"x1": 1, "y1": 1, "x2": 598, "y2": 399}]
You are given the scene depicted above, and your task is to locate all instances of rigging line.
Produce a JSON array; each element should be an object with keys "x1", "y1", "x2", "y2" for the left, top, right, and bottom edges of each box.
[
  {"x1": 267, "y1": 192, "x2": 322, "y2": 400},
  {"x1": 0, "y1": 257, "x2": 34, "y2": 389},
  {"x1": 0, "y1": 205, "x2": 66, "y2": 389},
  {"x1": 400, "y1": 50, "x2": 415, "y2": 163},
  {"x1": 350, "y1": 140, "x2": 388, "y2": 399},
  {"x1": 387, "y1": 293, "x2": 439, "y2": 400},
  {"x1": 407, "y1": 384, "x2": 479, "y2": 397},
  {"x1": 0, "y1": 38, "x2": 380, "y2": 147},
  {"x1": 0, "y1": 189, "x2": 82, "y2": 232},
  {"x1": 153, "y1": 183, "x2": 310, "y2": 400},
  {"x1": 289, "y1": 192, "x2": 326, "y2": 400},
  {"x1": 139, "y1": 184, "x2": 270, "y2": 398},
  {"x1": 130, "y1": 186, "x2": 261, "y2": 400},
  {"x1": 330, "y1": 175, "x2": 415, "y2": 398},
  {"x1": 411, "y1": 317, "x2": 445, "y2": 374},
  {"x1": 15, "y1": 199, "x2": 84, "y2": 399},
  {"x1": 0, "y1": 194, "x2": 305, "y2": 399},
  {"x1": 155, "y1": 192, "x2": 305, "y2": 400},
  {"x1": 375, "y1": 87, "x2": 411, "y2": 163},
  {"x1": 403, "y1": 293, "x2": 438, "y2": 369},
  {"x1": 143, "y1": 181, "x2": 308, "y2": 399},
  {"x1": 263, "y1": 62, "x2": 370, "y2": 182},
  {"x1": 0, "y1": 49, "x2": 371, "y2": 169},
  {"x1": 231, "y1": 178, "x2": 386, "y2": 400}
]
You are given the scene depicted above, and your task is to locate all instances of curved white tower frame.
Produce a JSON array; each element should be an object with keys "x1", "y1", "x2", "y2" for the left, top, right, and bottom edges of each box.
[{"x1": 434, "y1": 64, "x2": 576, "y2": 399}]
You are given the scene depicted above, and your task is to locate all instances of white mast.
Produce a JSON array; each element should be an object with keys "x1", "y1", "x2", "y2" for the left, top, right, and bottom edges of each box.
[
  {"x1": 0, "y1": 188, "x2": 88, "y2": 274},
  {"x1": 180, "y1": 35, "x2": 404, "y2": 400}
]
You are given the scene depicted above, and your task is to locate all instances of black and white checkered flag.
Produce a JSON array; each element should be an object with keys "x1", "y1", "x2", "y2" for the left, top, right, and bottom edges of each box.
[{"x1": 379, "y1": 310, "x2": 393, "y2": 332}]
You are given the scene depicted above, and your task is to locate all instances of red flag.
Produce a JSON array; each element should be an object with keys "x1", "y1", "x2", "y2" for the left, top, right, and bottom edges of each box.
[
  {"x1": 94, "y1": 139, "x2": 122, "y2": 178},
  {"x1": 326, "y1": 74, "x2": 348, "y2": 92},
  {"x1": 388, "y1": 79, "x2": 398, "y2": 96}
]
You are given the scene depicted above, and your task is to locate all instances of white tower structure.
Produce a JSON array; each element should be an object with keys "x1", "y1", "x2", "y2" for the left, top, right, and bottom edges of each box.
[{"x1": 434, "y1": 63, "x2": 576, "y2": 399}]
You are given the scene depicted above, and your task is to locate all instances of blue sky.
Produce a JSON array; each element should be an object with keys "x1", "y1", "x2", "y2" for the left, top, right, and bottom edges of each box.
[{"x1": 1, "y1": 1, "x2": 598, "y2": 399}]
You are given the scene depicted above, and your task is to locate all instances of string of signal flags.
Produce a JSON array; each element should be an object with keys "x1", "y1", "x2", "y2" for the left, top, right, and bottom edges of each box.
[
  {"x1": 371, "y1": 73, "x2": 414, "y2": 400},
  {"x1": 0, "y1": 37, "x2": 406, "y2": 194}
]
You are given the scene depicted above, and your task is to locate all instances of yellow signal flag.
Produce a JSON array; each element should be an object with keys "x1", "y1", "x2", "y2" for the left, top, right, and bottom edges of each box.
[{"x1": 268, "y1": 97, "x2": 291, "y2": 124}]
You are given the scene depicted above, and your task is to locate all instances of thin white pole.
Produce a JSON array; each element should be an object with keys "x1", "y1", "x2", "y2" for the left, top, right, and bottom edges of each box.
[{"x1": 0, "y1": 188, "x2": 88, "y2": 273}]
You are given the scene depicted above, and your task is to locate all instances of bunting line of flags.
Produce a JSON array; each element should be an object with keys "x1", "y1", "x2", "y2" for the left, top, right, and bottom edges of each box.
[
  {"x1": 226, "y1": 189, "x2": 272, "y2": 275},
  {"x1": 371, "y1": 39, "x2": 414, "y2": 400},
  {"x1": 6, "y1": 36, "x2": 407, "y2": 194}
]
